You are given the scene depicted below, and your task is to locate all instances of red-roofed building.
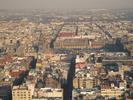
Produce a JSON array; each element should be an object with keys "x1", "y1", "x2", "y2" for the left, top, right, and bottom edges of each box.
[
  {"x1": 58, "y1": 32, "x2": 74, "y2": 37},
  {"x1": 76, "y1": 62, "x2": 86, "y2": 69},
  {"x1": 0, "y1": 55, "x2": 13, "y2": 65},
  {"x1": 9, "y1": 70, "x2": 22, "y2": 78}
]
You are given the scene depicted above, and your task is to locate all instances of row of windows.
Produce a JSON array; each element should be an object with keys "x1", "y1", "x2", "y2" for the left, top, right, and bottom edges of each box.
[
  {"x1": 13, "y1": 94, "x2": 31, "y2": 96},
  {"x1": 13, "y1": 97, "x2": 31, "y2": 99},
  {"x1": 101, "y1": 92, "x2": 121, "y2": 94},
  {"x1": 13, "y1": 91, "x2": 31, "y2": 94}
]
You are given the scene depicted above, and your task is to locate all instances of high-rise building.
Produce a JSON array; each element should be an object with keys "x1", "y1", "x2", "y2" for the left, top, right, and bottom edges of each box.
[
  {"x1": 12, "y1": 85, "x2": 32, "y2": 100},
  {"x1": 0, "y1": 86, "x2": 12, "y2": 100}
]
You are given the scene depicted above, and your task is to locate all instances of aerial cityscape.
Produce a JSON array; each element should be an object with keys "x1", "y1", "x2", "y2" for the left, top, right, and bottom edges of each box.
[{"x1": 0, "y1": 0, "x2": 133, "y2": 100}]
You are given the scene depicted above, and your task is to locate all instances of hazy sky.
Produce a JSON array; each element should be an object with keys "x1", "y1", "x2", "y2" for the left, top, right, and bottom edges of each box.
[{"x1": 0, "y1": 0, "x2": 133, "y2": 10}]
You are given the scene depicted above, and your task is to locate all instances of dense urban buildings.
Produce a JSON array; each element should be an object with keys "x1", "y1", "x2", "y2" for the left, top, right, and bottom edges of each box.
[{"x1": 0, "y1": 9, "x2": 133, "y2": 100}]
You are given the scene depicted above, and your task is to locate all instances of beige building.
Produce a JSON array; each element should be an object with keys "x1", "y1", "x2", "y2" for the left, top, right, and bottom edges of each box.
[
  {"x1": 33, "y1": 88, "x2": 63, "y2": 100},
  {"x1": 101, "y1": 88, "x2": 123, "y2": 98},
  {"x1": 54, "y1": 38, "x2": 89, "y2": 49},
  {"x1": 73, "y1": 77, "x2": 99, "y2": 89},
  {"x1": 12, "y1": 85, "x2": 32, "y2": 100}
]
